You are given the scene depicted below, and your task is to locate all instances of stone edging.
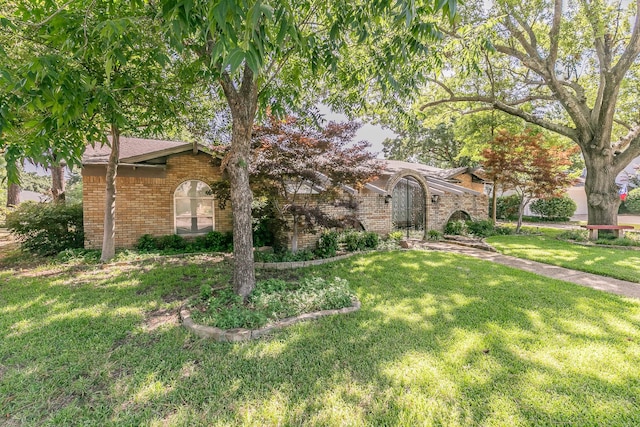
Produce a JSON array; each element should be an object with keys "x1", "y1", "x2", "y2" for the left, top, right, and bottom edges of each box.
[
  {"x1": 254, "y1": 252, "x2": 357, "y2": 270},
  {"x1": 179, "y1": 299, "x2": 361, "y2": 342}
]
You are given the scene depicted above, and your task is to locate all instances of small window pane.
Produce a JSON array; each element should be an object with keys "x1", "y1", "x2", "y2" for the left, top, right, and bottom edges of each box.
[
  {"x1": 175, "y1": 199, "x2": 192, "y2": 216},
  {"x1": 196, "y1": 217, "x2": 213, "y2": 233},
  {"x1": 174, "y1": 181, "x2": 190, "y2": 197},
  {"x1": 196, "y1": 200, "x2": 213, "y2": 216},
  {"x1": 176, "y1": 218, "x2": 192, "y2": 234}
]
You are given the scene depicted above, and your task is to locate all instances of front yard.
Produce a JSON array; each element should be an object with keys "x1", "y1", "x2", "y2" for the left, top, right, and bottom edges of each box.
[{"x1": 2, "y1": 248, "x2": 640, "y2": 426}]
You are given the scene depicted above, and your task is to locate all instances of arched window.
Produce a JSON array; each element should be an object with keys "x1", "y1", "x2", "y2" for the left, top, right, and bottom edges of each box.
[{"x1": 174, "y1": 180, "x2": 214, "y2": 235}]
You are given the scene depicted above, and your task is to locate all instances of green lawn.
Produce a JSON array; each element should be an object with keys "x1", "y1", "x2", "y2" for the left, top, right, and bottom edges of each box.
[
  {"x1": 487, "y1": 230, "x2": 640, "y2": 283},
  {"x1": 2, "y1": 251, "x2": 640, "y2": 426}
]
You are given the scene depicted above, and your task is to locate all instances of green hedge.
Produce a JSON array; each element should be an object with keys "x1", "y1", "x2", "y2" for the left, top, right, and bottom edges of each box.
[
  {"x1": 530, "y1": 196, "x2": 577, "y2": 220},
  {"x1": 6, "y1": 202, "x2": 84, "y2": 256},
  {"x1": 625, "y1": 188, "x2": 640, "y2": 214}
]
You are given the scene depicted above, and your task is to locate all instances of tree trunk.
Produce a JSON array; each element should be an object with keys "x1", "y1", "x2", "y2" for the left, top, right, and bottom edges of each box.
[
  {"x1": 516, "y1": 195, "x2": 525, "y2": 233},
  {"x1": 491, "y1": 183, "x2": 497, "y2": 223},
  {"x1": 227, "y1": 118, "x2": 256, "y2": 299},
  {"x1": 220, "y1": 65, "x2": 259, "y2": 301},
  {"x1": 291, "y1": 219, "x2": 299, "y2": 253},
  {"x1": 51, "y1": 165, "x2": 66, "y2": 204},
  {"x1": 6, "y1": 183, "x2": 20, "y2": 207},
  {"x1": 101, "y1": 124, "x2": 120, "y2": 262},
  {"x1": 583, "y1": 152, "x2": 620, "y2": 225}
]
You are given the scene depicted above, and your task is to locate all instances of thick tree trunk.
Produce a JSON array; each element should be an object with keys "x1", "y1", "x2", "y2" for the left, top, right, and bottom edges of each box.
[
  {"x1": 220, "y1": 65, "x2": 259, "y2": 301},
  {"x1": 101, "y1": 124, "x2": 120, "y2": 262},
  {"x1": 51, "y1": 165, "x2": 66, "y2": 204},
  {"x1": 6, "y1": 183, "x2": 20, "y2": 207},
  {"x1": 227, "y1": 119, "x2": 256, "y2": 299},
  {"x1": 583, "y1": 152, "x2": 620, "y2": 225}
]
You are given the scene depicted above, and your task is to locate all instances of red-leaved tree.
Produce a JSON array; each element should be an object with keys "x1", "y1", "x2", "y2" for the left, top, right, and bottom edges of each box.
[
  {"x1": 251, "y1": 116, "x2": 383, "y2": 252},
  {"x1": 483, "y1": 129, "x2": 577, "y2": 232}
]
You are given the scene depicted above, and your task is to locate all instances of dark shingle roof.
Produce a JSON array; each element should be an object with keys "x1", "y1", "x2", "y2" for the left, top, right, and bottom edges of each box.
[{"x1": 82, "y1": 136, "x2": 199, "y2": 164}]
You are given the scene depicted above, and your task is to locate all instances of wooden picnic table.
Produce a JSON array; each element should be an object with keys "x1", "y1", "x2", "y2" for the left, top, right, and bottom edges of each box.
[{"x1": 580, "y1": 224, "x2": 635, "y2": 240}]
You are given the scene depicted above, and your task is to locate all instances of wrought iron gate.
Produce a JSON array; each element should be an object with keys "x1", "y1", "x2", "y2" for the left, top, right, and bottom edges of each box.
[{"x1": 391, "y1": 176, "x2": 425, "y2": 238}]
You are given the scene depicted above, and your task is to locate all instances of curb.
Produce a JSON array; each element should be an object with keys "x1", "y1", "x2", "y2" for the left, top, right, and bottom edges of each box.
[{"x1": 179, "y1": 299, "x2": 361, "y2": 342}]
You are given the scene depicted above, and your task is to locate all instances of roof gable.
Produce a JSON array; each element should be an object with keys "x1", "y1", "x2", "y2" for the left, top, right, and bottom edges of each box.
[{"x1": 82, "y1": 136, "x2": 214, "y2": 165}]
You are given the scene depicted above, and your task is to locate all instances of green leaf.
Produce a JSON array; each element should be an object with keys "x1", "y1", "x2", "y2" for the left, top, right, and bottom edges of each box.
[{"x1": 224, "y1": 48, "x2": 246, "y2": 73}]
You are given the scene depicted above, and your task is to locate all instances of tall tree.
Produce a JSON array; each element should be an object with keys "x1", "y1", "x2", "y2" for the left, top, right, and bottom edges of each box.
[
  {"x1": 383, "y1": 122, "x2": 474, "y2": 168},
  {"x1": 162, "y1": 0, "x2": 458, "y2": 299},
  {"x1": 8, "y1": 1, "x2": 185, "y2": 261},
  {"x1": 421, "y1": 0, "x2": 640, "y2": 226},
  {"x1": 483, "y1": 129, "x2": 577, "y2": 232}
]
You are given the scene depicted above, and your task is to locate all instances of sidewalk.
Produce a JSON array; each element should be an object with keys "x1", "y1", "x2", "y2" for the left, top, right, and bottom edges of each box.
[{"x1": 420, "y1": 241, "x2": 640, "y2": 299}]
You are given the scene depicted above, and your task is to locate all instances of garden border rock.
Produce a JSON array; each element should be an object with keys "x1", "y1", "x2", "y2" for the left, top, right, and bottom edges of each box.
[{"x1": 179, "y1": 299, "x2": 361, "y2": 342}]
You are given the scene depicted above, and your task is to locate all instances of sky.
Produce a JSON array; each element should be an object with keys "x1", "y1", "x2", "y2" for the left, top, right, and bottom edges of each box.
[{"x1": 316, "y1": 105, "x2": 396, "y2": 159}]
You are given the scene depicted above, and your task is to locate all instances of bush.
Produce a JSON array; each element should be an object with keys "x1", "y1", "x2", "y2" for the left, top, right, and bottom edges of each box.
[
  {"x1": 387, "y1": 231, "x2": 404, "y2": 241},
  {"x1": 444, "y1": 220, "x2": 467, "y2": 235},
  {"x1": 465, "y1": 219, "x2": 495, "y2": 237},
  {"x1": 155, "y1": 234, "x2": 187, "y2": 251},
  {"x1": 135, "y1": 234, "x2": 157, "y2": 251},
  {"x1": 625, "y1": 188, "x2": 640, "y2": 214},
  {"x1": 6, "y1": 202, "x2": 84, "y2": 256},
  {"x1": 427, "y1": 229, "x2": 443, "y2": 240},
  {"x1": 199, "y1": 230, "x2": 233, "y2": 252},
  {"x1": 494, "y1": 195, "x2": 521, "y2": 220},
  {"x1": 342, "y1": 230, "x2": 366, "y2": 252},
  {"x1": 362, "y1": 232, "x2": 379, "y2": 249},
  {"x1": 315, "y1": 230, "x2": 339, "y2": 258},
  {"x1": 530, "y1": 196, "x2": 577, "y2": 220}
]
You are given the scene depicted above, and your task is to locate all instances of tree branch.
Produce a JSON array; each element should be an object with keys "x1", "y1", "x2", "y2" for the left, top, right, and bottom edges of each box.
[
  {"x1": 547, "y1": 0, "x2": 562, "y2": 66},
  {"x1": 611, "y1": 0, "x2": 640, "y2": 80}
]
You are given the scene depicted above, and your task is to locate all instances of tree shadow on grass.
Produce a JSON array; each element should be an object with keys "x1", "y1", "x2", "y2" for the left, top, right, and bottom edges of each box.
[{"x1": 1, "y1": 251, "x2": 640, "y2": 425}]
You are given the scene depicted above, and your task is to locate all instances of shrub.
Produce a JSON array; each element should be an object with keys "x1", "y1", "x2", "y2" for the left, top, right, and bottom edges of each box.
[
  {"x1": 341, "y1": 231, "x2": 362, "y2": 252},
  {"x1": 444, "y1": 220, "x2": 467, "y2": 235},
  {"x1": 155, "y1": 234, "x2": 187, "y2": 251},
  {"x1": 201, "y1": 230, "x2": 233, "y2": 252},
  {"x1": 530, "y1": 196, "x2": 577, "y2": 220},
  {"x1": 494, "y1": 195, "x2": 521, "y2": 220},
  {"x1": 427, "y1": 229, "x2": 443, "y2": 240},
  {"x1": 6, "y1": 202, "x2": 84, "y2": 256},
  {"x1": 387, "y1": 231, "x2": 404, "y2": 241},
  {"x1": 136, "y1": 234, "x2": 157, "y2": 251},
  {"x1": 625, "y1": 188, "x2": 640, "y2": 214},
  {"x1": 465, "y1": 219, "x2": 495, "y2": 237},
  {"x1": 362, "y1": 232, "x2": 379, "y2": 249},
  {"x1": 315, "y1": 230, "x2": 339, "y2": 258}
]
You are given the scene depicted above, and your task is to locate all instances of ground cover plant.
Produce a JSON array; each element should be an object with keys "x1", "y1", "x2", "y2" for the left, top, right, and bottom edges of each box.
[
  {"x1": 191, "y1": 276, "x2": 356, "y2": 329},
  {"x1": 2, "y1": 250, "x2": 640, "y2": 425},
  {"x1": 487, "y1": 229, "x2": 640, "y2": 283}
]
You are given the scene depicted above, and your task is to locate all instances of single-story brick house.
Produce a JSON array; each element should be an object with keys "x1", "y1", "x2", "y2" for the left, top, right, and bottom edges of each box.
[{"x1": 82, "y1": 137, "x2": 489, "y2": 250}]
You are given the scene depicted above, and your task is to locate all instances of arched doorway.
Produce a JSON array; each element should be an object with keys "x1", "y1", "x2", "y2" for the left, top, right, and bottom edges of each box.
[
  {"x1": 448, "y1": 210, "x2": 471, "y2": 222},
  {"x1": 392, "y1": 175, "x2": 426, "y2": 239}
]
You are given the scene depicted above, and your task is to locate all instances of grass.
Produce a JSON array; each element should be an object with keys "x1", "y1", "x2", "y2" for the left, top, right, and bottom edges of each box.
[
  {"x1": 487, "y1": 229, "x2": 640, "y2": 283},
  {"x1": 1, "y1": 251, "x2": 640, "y2": 425}
]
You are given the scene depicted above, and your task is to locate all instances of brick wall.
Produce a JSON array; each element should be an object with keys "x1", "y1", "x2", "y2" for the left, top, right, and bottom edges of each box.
[
  {"x1": 83, "y1": 152, "x2": 232, "y2": 249},
  {"x1": 83, "y1": 154, "x2": 489, "y2": 251}
]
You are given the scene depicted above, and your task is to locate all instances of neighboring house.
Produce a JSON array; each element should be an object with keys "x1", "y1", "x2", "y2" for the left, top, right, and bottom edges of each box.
[{"x1": 82, "y1": 137, "x2": 489, "y2": 250}]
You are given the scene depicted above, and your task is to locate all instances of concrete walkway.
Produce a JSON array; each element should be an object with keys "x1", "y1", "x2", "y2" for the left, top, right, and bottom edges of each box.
[{"x1": 420, "y1": 241, "x2": 640, "y2": 299}]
